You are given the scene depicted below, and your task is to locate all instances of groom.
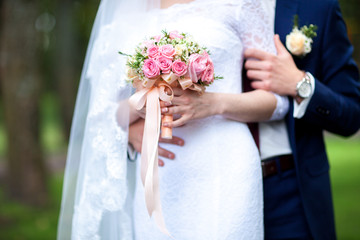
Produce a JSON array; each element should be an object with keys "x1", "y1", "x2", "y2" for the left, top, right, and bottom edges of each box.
[{"x1": 244, "y1": 0, "x2": 360, "y2": 239}]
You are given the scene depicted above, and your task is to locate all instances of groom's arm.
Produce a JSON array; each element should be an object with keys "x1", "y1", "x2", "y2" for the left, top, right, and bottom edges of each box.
[
  {"x1": 244, "y1": 0, "x2": 360, "y2": 137},
  {"x1": 299, "y1": 1, "x2": 360, "y2": 136}
]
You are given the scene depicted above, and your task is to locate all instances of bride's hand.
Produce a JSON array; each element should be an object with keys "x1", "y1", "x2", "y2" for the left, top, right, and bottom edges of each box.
[
  {"x1": 161, "y1": 90, "x2": 220, "y2": 128},
  {"x1": 129, "y1": 118, "x2": 184, "y2": 166}
]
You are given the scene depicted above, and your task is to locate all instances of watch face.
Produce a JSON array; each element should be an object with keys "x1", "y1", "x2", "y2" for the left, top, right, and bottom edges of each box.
[{"x1": 298, "y1": 81, "x2": 311, "y2": 98}]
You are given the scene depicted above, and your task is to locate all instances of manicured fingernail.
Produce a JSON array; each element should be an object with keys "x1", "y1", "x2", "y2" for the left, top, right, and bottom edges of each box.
[
  {"x1": 164, "y1": 102, "x2": 171, "y2": 106},
  {"x1": 163, "y1": 123, "x2": 169, "y2": 127},
  {"x1": 178, "y1": 141, "x2": 184, "y2": 146},
  {"x1": 161, "y1": 107, "x2": 168, "y2": 113},
  {"x1": 168, "y1": 153, "x2": 174, "y2": 159}
]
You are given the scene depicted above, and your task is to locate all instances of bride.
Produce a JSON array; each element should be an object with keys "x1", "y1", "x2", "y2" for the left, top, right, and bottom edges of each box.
[{"x1": 57, "y1": 0, "x2": 288, "y2": 239}]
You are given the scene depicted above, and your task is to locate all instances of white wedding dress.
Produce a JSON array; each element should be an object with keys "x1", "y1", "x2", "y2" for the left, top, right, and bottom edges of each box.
[
  {"x1": 133, "y1": 1, "x2": 276, "y2": 239},
  {"x1": 57, "y1": 0, "x2": 278, "y2": 239}
]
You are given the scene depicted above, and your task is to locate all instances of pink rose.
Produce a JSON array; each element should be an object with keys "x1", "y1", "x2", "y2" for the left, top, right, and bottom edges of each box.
[
  {"x1": 188, "y1": 53, "x2": 208, "y2": 83},
  {"x1": 142, "y1": 59, "x2": 160, "y2": 79},
  {"x1": 153, "y1": 35, "x2": 162, "y2": 43},
  {"x1": 143, "y1": 40, "x2": 155, "y2": 49},
  {"x1": 172, "y1": 60, "x2": 187, "y2": 76},
  {"x1": 147, "y1": 45, "x2": 159, "y2": 59},
  {"x1": 159, "y1": 44, "x2": 176, "y2": 60},
  {"x1": 169, "y1": 31, "x2": 184, "y2": 40},
  {"x1": 201, "y1": 63, "x2": 215, "y2": 84},
  {"x1": 157, "y1": 56, "x2": 173, "y2": 74}
]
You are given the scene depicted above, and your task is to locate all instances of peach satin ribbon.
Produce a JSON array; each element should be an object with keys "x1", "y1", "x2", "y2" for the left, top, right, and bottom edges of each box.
[
  {"x1": 129, "y1": 82, "x2": 173, "y2": 236},
  {"x1": 128, "y1": 76, "x2": 203, "y2": 236}
]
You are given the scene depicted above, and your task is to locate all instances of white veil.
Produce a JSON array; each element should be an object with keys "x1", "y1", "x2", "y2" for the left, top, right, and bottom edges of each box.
[{"x1": 57, "y1": 0, "x2": 160, "y2": 239}]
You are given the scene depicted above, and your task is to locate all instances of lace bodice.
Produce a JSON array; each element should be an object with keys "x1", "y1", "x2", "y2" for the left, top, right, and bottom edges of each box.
[
  {"x1": 151, "y1": 0, "x2": 276, "y2": 94},
  {"x1": 158, "y1": 0, "x2": 274, "y2": 49}
]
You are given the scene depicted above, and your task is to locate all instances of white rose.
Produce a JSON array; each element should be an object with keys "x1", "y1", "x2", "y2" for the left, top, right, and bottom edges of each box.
[
  {"x1": 286, "y1": 28, "x2": 312, "y2": 56},
  {"x1": 125, "y1": 66, "x2": 138, "y2": 81},
  {"x1": 175, "y1": 44, "x2": 186, "y2": 56}
]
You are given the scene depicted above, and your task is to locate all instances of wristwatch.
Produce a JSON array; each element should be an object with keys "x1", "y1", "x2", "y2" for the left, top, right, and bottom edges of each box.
[{"x1": 296, "y1": 72, "x2": 312, "y2": 99}]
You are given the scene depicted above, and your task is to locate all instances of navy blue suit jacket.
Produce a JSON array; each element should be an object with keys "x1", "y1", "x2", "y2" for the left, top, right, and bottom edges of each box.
[{"x1": 274, "y1": 0, "x2": 360, "y2": 239}]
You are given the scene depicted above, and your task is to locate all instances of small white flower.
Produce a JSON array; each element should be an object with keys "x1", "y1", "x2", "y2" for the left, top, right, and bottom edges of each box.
[
  {"x1": 286, "y1": 27, "x2": 313, "y2": 57},
  {"x1": 175, "y1": 44, "x2": 186, "y2": 56}
]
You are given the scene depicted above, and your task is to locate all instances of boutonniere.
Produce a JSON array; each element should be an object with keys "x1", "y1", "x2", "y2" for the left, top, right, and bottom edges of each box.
[{"x1": 286, "y1": 15, "x2": 317, "y2": 57}]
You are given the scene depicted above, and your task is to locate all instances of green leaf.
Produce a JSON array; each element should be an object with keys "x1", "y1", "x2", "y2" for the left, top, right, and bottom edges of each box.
[
  {"x1": 118, "y1": 51, "x2": 130, "y2": 57},
  {"x1": 293, "y1": 14, "x2": 299, "y2": 28},
  {"x1": 301, "y1": 24, "x2": 318, "y2": 39}
]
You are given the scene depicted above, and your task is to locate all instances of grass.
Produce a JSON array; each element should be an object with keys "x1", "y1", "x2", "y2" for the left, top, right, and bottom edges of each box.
[
  {"x1": 325, "y1": 133, "x2": 360, "y2": 240},
  {"x1": 0, "y1": 174, "x2": 63, "y2": 240}
]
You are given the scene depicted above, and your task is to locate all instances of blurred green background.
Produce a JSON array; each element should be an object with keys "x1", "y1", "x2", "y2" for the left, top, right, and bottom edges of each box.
[{"x1": 0, "y1": 0, "x2": 359, "y2": 239}]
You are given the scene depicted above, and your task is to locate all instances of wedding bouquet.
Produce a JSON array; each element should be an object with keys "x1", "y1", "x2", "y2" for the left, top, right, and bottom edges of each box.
[
  {"x1": 119, "y1": 30, "x2": 221, "y2": 235},
  {"x1": 120, "y1": 30, "x2": 221, "y2": 138}
]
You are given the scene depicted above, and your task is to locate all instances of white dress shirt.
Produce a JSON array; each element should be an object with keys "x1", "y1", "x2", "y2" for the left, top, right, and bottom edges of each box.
[{"x1": 259, "y1": 0, "x2": 315, "y2": 160}]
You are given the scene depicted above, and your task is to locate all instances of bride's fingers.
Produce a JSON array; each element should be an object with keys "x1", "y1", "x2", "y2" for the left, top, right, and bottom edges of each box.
[
  {"x1": 158, "y1": 158, "x2": 164, "y2": 167},
  {"x1": 164, "y1": 115, "x2": 189, "y2": 128},
  {"x1": 171, "y1": 95, "x2": 192, "y2": 105},
  {"x1": 159, "y1": 136, "x2": 185, "y2": 146},
  {"x1": 166, "y1": 106, "x2": 185, "y2": 115},
  {"x1": 173, "y1": 87, "x2": 185, "y2": 96},
  {"x1": 158, "y1": 146, "x2": 175, "y2": 160},
  {"x1": 160, "y1": 101, "x2": 172, "y2": 108},
  {"x1": 161, "y1": 107, "x2": 169, "y2": 114}
]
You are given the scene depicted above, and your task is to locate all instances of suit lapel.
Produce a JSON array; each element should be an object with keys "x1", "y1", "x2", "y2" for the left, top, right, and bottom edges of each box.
[{"x1": 275, "y1": 0, "x2": 300, "y2": 43}]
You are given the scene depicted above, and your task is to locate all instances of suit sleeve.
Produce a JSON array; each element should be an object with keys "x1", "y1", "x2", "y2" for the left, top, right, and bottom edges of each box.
[{"x1": 302, "y1": 0, "x2": 360, "y2": 136}]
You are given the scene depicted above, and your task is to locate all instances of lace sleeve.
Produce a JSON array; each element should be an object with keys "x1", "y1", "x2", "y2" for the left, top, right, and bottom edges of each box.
[
  {"x1": 238, "y1": 0, "x2": 275, "y2": 54},
  {"x1": 238, "y1": 0, "x2": 289, "y2": 120}
]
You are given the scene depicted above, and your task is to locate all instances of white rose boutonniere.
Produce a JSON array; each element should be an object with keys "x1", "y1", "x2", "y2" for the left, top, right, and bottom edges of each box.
[{"x1": 286, "y1": 15, "x2": 317, "y2": 57}]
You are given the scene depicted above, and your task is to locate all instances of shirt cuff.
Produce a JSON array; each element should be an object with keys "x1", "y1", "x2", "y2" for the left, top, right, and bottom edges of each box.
[
  {"x1": 293, "y1": 72, "x2": 316, "y2": 119},
  {"x1": 127, "y1": 144, "x2": 137, "y2": 162},
  {"x1": 269, "y1": 94, "x2": 290, "y2": 121}
]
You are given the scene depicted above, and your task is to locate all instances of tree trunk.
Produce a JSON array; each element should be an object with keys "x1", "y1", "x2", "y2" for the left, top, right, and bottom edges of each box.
[
  {"x1": 54, "y1": 0, "x2": 78, "y2": 140},
  {"x1": 0, "y1": 0, "x2": 48, "y2": 205}
]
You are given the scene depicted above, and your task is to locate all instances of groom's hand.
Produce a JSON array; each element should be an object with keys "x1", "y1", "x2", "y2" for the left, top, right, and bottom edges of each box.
[
  {"x1": 244, "y1": 34, "x2": 304, "y2": 98},
  {"x1": 128, "y1": 118, "x2": 184, "y2": 166}
]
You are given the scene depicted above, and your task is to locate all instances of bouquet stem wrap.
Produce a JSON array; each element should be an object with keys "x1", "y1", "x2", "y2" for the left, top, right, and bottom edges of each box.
[
  {"x1": 161, "y1": 114, "x2": 173, "y2": 139},
  {"x1": 129, "y1": 82, "x2": 173, "y2": 236}
]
